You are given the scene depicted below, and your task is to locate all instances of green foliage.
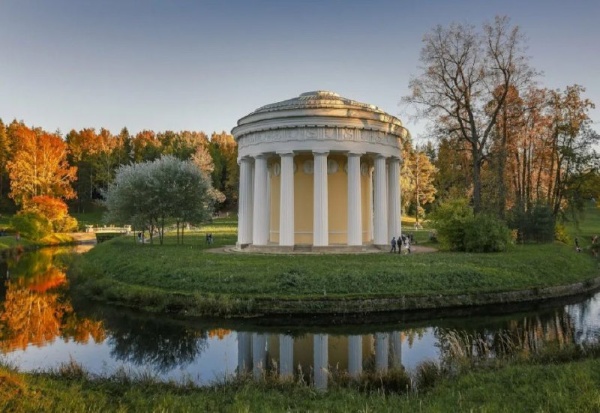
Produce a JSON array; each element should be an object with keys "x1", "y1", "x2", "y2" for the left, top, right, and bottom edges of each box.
[
  {"x1": 102, "y1": 155, "x2": 215, "y2": 244},
  {"x1": 11, "y1": 211, "x2": 52, "y2": 241},
  {"x1": 554, "y1": 223, "x2": 571, "y2": 244},
  {"x1": 430, "y1": 199, "x2": 473, "y2": 251},
  {"x1": 508, "y1": 203, "x2": 555, "y2": 243},
  {"x1": 463, "y1": 214, "x2": 512, "y2": 252}
]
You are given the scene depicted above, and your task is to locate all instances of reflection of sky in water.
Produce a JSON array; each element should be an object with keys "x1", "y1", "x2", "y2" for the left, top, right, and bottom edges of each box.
[
  {"x1": 3, "y1": 334, "x2": 239, "y2": 386},
  {"x1": 567, "y1": 295, "x2": 600, "y2": 344},
  {"x1": 401, "y1": 328, "x2": 440, "y2": 371}
]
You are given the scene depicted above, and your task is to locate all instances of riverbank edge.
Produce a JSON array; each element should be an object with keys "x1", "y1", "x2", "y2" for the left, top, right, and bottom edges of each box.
[
  {"x1": 251, "y1": 275, "x2": 600, "y2": 315},
  {"x1": 70, "y1": 257, "x2": 600, "y2": 318},
  {"x1": 0, "y1": 233, "x2": 96, "y2": 258}
]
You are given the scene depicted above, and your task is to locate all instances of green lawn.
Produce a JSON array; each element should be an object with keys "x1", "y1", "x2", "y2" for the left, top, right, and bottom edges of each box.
[{"x1": 70, "y1": 209, "x2": 600, "y2": 316}]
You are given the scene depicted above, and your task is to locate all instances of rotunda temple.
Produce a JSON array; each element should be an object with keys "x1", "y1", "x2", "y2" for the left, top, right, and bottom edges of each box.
[{"x1": 232, "y1": 91, "x2": 409, "y2": 251}]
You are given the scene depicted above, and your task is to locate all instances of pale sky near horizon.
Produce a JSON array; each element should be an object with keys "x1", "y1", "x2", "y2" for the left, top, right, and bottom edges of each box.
[{"x1": 1, "y1": 0, "x2": 599, "y2": 144}]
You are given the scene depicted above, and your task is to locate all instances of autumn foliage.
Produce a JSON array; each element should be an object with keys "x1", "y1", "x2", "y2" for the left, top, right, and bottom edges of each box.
[{"x1": 6, "y1": 123, "x2": 77, "y2": 206}]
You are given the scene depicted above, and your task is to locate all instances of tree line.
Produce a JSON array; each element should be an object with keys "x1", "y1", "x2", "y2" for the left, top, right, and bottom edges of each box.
[{"x1": 0, "y1": 121, "x2": 239, "y2": 216}]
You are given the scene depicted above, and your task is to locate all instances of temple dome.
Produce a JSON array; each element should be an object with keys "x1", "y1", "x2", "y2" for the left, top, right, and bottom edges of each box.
[{"x1": 233, "y1": 90, "x2": 406, "y2": 140}]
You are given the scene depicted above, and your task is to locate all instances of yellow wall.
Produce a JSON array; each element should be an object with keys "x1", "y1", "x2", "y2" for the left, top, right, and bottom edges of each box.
[
  {"x1": 267, "y1": 334, "x2": 375, "y2": 371},
  {"x1": 268, "y1": 153, "x2": 373, "y2": 245},
  {"x1": 327, "y1": 154, "x2": 348, "y2": 244}
]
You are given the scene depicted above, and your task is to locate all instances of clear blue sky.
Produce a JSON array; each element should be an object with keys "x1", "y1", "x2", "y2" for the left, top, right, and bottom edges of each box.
[{"x1": 1, "y1": 0, "x2": 599, "y2": 143}]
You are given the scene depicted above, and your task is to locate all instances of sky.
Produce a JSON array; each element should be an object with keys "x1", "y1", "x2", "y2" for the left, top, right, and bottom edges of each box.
[{"x1": 1, "y1": 0, "x2": 599, "y2": 144}]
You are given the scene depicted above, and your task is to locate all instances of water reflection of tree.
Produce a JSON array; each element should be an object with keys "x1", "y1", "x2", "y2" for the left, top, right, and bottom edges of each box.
[
  {"x1": 0, "y1": 249, "x2": 106, "y2": 353},
  {"x1": 0, "y1": 282, "x2": 71, "y2": 351},
  {"x1": 106, "y1": 313, "x2": 209, "y2": 374},
  {"x1": 435, "y1": 310, "x2": 576, "y2": 362}
]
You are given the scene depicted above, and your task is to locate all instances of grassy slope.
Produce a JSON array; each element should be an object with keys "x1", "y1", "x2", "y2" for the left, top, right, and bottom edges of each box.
[
  {"x1": 81, "y1": 239, "x2": 597, "y2": 299},
  {"x1": 76, "y1": 210, "x2": 599, "y2": 305},
  {"x1": 1, "y1": 358, "x2": 599, "y2": 412}
]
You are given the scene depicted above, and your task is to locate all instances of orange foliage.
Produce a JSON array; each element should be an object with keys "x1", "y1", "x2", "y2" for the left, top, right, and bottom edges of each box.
[
  {"x1": 26, "y1": 267, "x2": 67, "y2": 293},
  {"x1": 0, "y1": 285, "x2": 72, "y2": 351},
  {"x1": 208, "y1": 328, "x2": 231, "y2": 340},
  {"x1": 6, "y1": 123, "x2": 77, "y2": 206},
  {"x1": 25, "y1": 195, "x2": 69, "y2": 222}
]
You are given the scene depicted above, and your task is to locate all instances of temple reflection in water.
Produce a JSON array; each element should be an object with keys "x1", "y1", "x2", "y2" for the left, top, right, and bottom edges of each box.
[{"x1": 237, "y1": 332, "x2": 404, "y2": 390}]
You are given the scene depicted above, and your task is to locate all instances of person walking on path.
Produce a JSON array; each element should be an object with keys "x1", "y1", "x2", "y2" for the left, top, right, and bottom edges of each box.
[{"x1": 390, "y1": 237, "x2": 397, "y2": 253}]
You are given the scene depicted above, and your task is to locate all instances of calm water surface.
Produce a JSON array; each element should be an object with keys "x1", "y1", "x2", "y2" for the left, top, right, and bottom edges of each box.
[{"x1": 1, "y1": 247, "x2": 599, "y2": 389}]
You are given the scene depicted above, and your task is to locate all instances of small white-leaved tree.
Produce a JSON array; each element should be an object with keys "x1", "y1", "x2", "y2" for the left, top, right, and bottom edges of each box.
[{"x1": 103, "y1": 155, "x2": 215, "y2": 244}]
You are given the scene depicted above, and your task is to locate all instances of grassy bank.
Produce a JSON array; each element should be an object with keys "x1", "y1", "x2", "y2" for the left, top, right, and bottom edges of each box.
[
  {"x1": 2, "y1": 351, "x2": 599, "y2": 412},
  {"x1": 70, "y1": 214, "x2": 599, "y2": 316}
]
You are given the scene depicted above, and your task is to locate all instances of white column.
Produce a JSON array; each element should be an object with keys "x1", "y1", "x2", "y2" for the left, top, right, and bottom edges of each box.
[
  {"x1": 375, "y1": 332, "x2": 389, "y2": 373},
  {"x1": 388, "y1": 157, "x2": 401, "y2": 240},
  {"x1": 279, "y1": 334, "x2": 294, "y2": 377},
  {"x1": 237, "y1": 331, "x2": 252, "y2": 373},
  {"x1": 314, "y1": 334, "x2": 329, "y2": 391},
  {"x1": 252, "y1": 154, "x2": 269, "y2": 245},
  {"x1": 238, "y1": 158, "x2": 253, "y2": 245},
  {"x1": 348, "y1": 335, "x2": 362, "y2": 377},
  {"x1": 313, "y1": 151, "x2": 329, "y2": 246},
  {"x1": 347, "y1": 153, "x2": 362, "y2": 246},
  {"x1": 369, "y1": 165, "x2": 374, "y2": 242},
  {"x1": 390, "y1": 331, "x2": 402, "y2": 369},
  {"x1": 279, "y1": 152, "x2": 295, "y2": 246},
  {"x1": 252, "y1": 333, "x2": 267, "y2": 379},
  {"x1": 373, "y1": 155, "x2": 388, "y2": 246}
]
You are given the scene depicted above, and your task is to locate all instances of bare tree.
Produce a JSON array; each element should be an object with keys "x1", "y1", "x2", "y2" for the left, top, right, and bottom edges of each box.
[{"x1": 404, "y1": 16, "x2": 537, "y2": 213}]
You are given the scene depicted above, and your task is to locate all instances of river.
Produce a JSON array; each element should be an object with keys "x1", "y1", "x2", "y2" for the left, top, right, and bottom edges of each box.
[{"x1": 1, "y1": 247, "x2": 598, "y2": 390}]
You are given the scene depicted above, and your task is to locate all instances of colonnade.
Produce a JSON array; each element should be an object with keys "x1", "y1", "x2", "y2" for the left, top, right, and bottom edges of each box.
[
  {"x1": 237, "y1": 151, "x2": 401, "y2": 247},
  {"x1": 237, "y1": 331, "x2": 403, "y2": 390}
]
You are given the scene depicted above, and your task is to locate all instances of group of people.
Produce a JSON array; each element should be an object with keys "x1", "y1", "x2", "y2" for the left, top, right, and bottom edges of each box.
[{"x1": 390, "y1": 234, "x2": 413, "y2": 254}]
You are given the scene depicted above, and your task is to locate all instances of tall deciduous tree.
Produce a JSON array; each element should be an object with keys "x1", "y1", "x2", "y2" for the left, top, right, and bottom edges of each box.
[
  {"x1": 405, "y1": 149, "x2": 437, "y2": 225},
  {"x1": 0, "y1": 119, "x2": 11, "y2": 200},
  {"x1": 404, "y1": 16, "x2": 537, "y2": 213},
  {"x1": 7, "y1": 124, "x2": 77, "y2": 207}
]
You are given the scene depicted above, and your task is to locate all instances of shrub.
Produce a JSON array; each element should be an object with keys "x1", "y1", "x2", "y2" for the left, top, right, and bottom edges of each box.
[
  {"x1": 54, "y1": 215, "x2": 79, "y2": 232},
  {"x1": 430, "y1": 199, "x2": 473, "y2": 251},
  {"x1": 463, "y1": 214, "x2": 511, "y2": 252},
  {"x1": 554, "y1": 223, "x2": 570, "y2": 244},
  {"x1": 508, "y1": 203, "x2": 555, "y2": 243},
  {"x1": 11, "y1": 211, "x2": 52, "y2": 241}
]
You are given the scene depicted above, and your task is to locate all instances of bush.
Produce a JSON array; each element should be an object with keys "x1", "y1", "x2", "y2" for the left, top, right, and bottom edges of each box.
[
  {"x1": 554, "y1": 223, "x2": 570, "y2": 244},
  {"x1": 463, "y1": 214, "x2": 512, "y2": 252},
  {"x1": 11, "y1": 211, "x2": 52, "y2": 241},
  {"x1": 54, "y1": 215, "x2": 79, "y2": 232},
  {"x1": 508, "y1": 203, "x2": 555, "y2": 243},
  {"x1": 431, "y1": 199, "x2": 473, "y2": 251}
]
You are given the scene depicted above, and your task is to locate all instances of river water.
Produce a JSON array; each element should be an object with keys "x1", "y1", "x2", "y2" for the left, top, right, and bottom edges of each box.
[{"x1": 1, "y1": 247, "x2": 598, "y2": 389}]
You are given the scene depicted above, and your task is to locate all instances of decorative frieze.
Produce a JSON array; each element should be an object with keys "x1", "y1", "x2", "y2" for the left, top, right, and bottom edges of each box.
[{"x1": 237, "y1": 127, "x2": 401, "y2": 151}]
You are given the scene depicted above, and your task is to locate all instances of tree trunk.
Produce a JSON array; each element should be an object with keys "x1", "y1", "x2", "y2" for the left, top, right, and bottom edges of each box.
[{"x1": 472, "y1": 145, "x2": 483, "y2": 214}]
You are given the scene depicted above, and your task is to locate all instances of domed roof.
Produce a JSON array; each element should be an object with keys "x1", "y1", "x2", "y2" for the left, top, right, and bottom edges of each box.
[
  {"x1": 232, "y1": 90, "x2": 406, "y2": 139},
  {"x1": 250, "y1": 90, "x2": 383, "y2": 115}
]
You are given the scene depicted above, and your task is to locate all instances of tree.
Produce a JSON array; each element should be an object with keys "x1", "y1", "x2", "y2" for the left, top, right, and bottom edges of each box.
[
  {"x1": 209, "y1": 132, "x2": 238, "y2": 211},
  {"x1": 7, "y1": 123, "x2": 77, "y2": 207},
  {"x1": 406, "y1": 149, "x2": 437, "y2": 225},
  {"x1": 0, "y1": 118, "x2": 11, "y2": 201},
  {"x1": 103, "y1": 155, "x2": 216, "y2": 245},
  {"x1": 545, "y1": 85, "x2": 598, "y2": 216},
  {"x1": 404, "y1": 16, "x2": 537, "y2": 213}
]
